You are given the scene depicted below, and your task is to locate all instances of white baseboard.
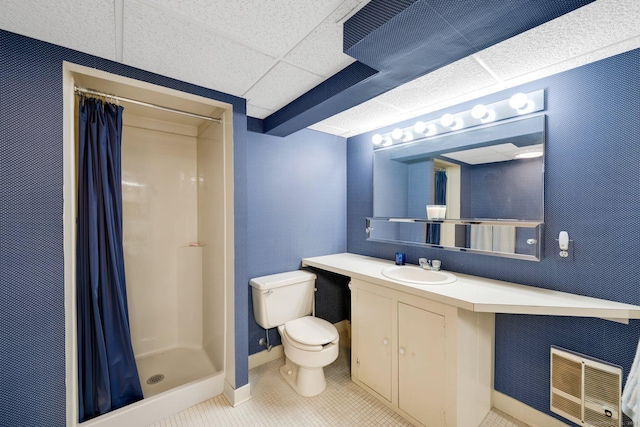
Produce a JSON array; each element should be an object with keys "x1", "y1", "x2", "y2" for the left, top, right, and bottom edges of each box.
[
  {"x1": 492, "y1": 390, "x2": 570, "y2": 427},
  {"x1": 248, "y1": 344, "x2": 284, "y2": 370},
  {"x1": 223, "y1": 380, "x2": 251, "y2": 407}
]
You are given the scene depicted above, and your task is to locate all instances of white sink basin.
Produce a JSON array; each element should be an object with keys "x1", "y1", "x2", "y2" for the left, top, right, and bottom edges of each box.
[{"x1": 381, "y1": 265, "x2": 457, "y2": 285}]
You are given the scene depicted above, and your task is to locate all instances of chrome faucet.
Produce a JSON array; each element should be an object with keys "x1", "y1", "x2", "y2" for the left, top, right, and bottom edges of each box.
[{"x1": 419, "y1": 258, "x2": 441, "y2": 271}]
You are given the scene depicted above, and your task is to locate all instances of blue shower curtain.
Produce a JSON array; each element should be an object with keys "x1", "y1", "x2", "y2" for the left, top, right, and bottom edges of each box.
[
  {"x1": 76, "y1": 96, "x2": 143, "y2": 422},
  {"x1": 426, "y1": 170, "x2": 447, "y2": 244}
]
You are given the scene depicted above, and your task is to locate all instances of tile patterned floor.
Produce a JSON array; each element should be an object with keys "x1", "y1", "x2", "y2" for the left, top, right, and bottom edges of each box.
[{"x1": 150, "y1": 331, "x2": 531, "y2": 426}]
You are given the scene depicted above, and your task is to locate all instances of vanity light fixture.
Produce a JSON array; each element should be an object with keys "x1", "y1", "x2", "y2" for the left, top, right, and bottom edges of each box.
[
  {"x1": 471, "y1": 104, "x2": 496, "y2": 123},
  {"x1": 440, "y1": 113, "x2": 464, "y2": 130},
  {"x1": 391, "y1": 128, "x2": 404, "y2": 140},
  {"x1": 509, "y1": 93, "x2": 529, "y2": 109},
  {"x1": 413, "y1": 121, "x2": 437, "y2": 136},
  {"x1": 440, "y1": 113, "x2": 455, "y2": 127},
  {"x1": 370, "y1": 89, "x2": 544, "y2": 147},
  {"x1": 425, "y1": 123, "x2": 437, "y2": 136},
  {"x1": 451, "y1": 118, "x2": 464, "y2": 130},
  {"x1": 471, "y1": 104, "x2": 488, "y2": 119},
  {"x1": 413, "y1": 121, "x2": 427, "y2": 133},
  {"x1": 517, "y1": 100, "x2": 535, "y2": 114},
  {"x1": 509, "y1": 92, "x2": 535, "y2": 114}
]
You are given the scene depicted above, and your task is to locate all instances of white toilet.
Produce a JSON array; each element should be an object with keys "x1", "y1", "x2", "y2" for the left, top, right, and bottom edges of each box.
[{"x1": 250, "y1": 270, "x2": 339, "y2": 397}]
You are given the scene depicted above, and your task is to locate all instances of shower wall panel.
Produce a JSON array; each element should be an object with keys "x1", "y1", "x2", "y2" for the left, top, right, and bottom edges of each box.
[
  {"x1": 122, "y1": 119, "x2": 199, "y2": 356},
  {"x1": 198, "y1": 121, "x2": 226, "y2": 371}
]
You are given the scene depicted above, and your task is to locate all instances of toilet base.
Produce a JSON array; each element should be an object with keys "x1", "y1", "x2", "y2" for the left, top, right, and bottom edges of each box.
[{"x1": 279, "y1": 358, "x2": 327, "y2": 397}]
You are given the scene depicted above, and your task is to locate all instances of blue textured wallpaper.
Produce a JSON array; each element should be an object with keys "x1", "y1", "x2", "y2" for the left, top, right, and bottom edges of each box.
[
  {"x1": 246, "y1": 129, "x2": 347, "y2": 355},
  {"x1": 347, "y1": 49, "x2": 640, "y2": 425},
  {"x1": 464, "y1": 157, "x2": 544, "y2": 220},
  {"x1": 0, "y1": 30, "x2": 249, "y2": 426}
]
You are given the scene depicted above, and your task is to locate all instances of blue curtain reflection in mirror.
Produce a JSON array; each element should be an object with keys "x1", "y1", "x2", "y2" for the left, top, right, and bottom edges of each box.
[{"x1": 426, "y1": 170, "x2": 447, "y2": 244}]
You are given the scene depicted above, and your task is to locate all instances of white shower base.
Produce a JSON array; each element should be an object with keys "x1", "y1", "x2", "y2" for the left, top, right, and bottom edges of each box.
[
  {"x1": 80, "y1": 358, "x2": 223, "y2": 427},
  {"x1": 137, "y1": 347, "x2": 217, "y2": 397}
]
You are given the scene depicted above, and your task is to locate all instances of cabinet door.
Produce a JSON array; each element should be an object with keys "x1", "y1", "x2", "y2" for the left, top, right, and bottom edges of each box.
[
  {"x1": 398, "y1": 302, "x2": 446, "y2": 426},
  {"x1": 355, "y1": 287, "x2": 392, "y2": 401}
]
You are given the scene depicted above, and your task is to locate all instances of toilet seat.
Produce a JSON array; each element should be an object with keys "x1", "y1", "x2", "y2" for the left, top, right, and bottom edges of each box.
[{"x1": 280, "y1": 316, "x2": 338, "y2": 351}]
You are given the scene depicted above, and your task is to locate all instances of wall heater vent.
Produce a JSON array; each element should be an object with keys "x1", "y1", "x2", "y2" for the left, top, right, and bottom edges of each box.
[{"x1": 550, "y1": 347, "x2": 622, "y2": 427}]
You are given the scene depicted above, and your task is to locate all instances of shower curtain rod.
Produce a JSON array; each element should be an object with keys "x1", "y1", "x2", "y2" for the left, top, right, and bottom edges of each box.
[{"x1": 74, "y1": 87, "x2": 222, "y2": 123}]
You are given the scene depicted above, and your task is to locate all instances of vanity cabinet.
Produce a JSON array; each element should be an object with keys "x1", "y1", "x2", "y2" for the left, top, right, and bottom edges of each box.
[
  {"x1": 353, "y1": 286, "x2": 392, "y2": 401},
  {"x1": 351, "y1": 278, "x2": 493, "y2": 427},
  {"x1": 304, "y1": 252, "x2": 640, "y2": 427},
  {"x1": 397, "y1": 302, "x2": 446, "y2": 425}
]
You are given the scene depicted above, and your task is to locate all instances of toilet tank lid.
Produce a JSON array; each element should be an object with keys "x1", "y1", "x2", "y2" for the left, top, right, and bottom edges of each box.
[{"x1": 249, "y1": 270, "x2": 316, "y2": 290}]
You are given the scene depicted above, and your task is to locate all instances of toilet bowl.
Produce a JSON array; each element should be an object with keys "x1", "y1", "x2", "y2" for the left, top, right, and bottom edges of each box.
[
  {"x1": 277, "y1": 316, "x2": 339, "y2": 397},
  {"x1": 250, "y1": 270, "x2": 339, "y2": 397}
]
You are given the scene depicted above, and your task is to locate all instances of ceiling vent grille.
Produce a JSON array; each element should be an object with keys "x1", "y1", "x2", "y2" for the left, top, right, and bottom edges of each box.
[{"x1": 550, "y1": 347, "x2": 621, "y2": 427}]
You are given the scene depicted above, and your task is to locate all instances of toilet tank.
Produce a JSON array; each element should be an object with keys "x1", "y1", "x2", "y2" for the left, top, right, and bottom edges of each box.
[{"x1": 250, "y1": 270, "x2": 316, "y2": 329}]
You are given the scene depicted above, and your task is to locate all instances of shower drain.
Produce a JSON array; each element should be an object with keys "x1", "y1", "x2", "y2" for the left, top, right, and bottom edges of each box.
[{"x1": 146, "y1": 374, "x2": 165, "y2": 385}]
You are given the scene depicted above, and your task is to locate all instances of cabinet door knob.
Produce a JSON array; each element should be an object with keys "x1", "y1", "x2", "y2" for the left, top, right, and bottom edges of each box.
[
  {"x1": 382, "y1": 339, "x2": 388, "y2": 345},
  {"x1": 399, "y1": 348, "x2": 405, "y2": 355}
]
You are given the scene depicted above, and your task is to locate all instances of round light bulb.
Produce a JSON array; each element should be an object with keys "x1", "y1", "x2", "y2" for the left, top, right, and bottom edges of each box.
[
  {"x1": 440, "y1": 113, "x2": 455, "y2": 127},
  {"x1": 391, "y1": 128, "x2": 404, "y2": 140},
  {"x1": 372, "y1": 134, "x2": 383, "y2": 145},
  {"x1": 509, "y1": 93, "x2": 529, "y2": 110},
  {"x1": 413, "y1": 121, "x2": 427, "y2": 134},
  {"x1": 471, "y1": 104, "x2": 488, "y2": 119}
]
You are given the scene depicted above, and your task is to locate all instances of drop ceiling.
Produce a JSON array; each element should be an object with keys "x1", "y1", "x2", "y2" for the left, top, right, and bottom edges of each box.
[{"x1": 1, "y1": 0, "x2": 639, "y2": 138}]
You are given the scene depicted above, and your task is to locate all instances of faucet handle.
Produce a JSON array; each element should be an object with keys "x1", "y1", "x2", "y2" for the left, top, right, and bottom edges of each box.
[
  {"x1": 431, "y1": 260, "x2": 441, "y2": 271},
  {"x1": 418, "y1": 258, "x2": 429, "y2": 269}
]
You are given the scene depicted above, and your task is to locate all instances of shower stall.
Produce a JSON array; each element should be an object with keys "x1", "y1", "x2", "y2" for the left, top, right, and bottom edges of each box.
[
  {"x1": 64, "y1": 64, "x2": 236, "y2": 426},
  {"x1": 120, "y1": 98, "x2": 224, "y2": 397}
]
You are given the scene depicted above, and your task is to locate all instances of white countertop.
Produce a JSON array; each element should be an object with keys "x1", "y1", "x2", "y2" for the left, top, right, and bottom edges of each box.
[{"x1": 302, "y1": 253, "x2": 640, "y2": 322}]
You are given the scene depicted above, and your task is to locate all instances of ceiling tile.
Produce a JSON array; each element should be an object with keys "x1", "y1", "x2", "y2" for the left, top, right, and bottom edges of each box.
[
  {"x1": 244, "y1": 62, "x2": 324, "y2": 111},
  {"x1": 0, "y1": 0, "x2": 116, "y2": 60},
  {"x1": 307, "y1": 122, "x2": 351, "y2": 135},
  {"x1": 284, "y1": 0, "x2": 361, "y2": 77},
  {"x1": 497, "y1": 36, "x2": 640, "y2": 89},
  {"x1": 374, "y1": 56, "x2": 499, "y2": 114},
  {"x1": 477, "y1": 0, "x2": 640, "y2": 82},
  {"x1": 246, "y1": 104, "x2": 274, "y2": 119},
  {"x1": 312, "y1": 56, "x2": 501, "y2": 136},
  {"x1": 146, "y1": 0, "x2": 344, "y2": 58},
  {"x1": 3, "y1": 0, "x2": 638, "y2": 139},
  {"x1": 317, "y1": 100, "x2": 413, "y2": 134},
  {"x1": 123, "y1": 0, "x2": 277, "y2": 97}
]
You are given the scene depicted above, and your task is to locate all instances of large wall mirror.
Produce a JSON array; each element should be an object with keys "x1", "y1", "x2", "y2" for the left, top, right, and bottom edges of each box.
[{"x1": 368, "y1": 103, "x2": 546, "y2": 260}]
